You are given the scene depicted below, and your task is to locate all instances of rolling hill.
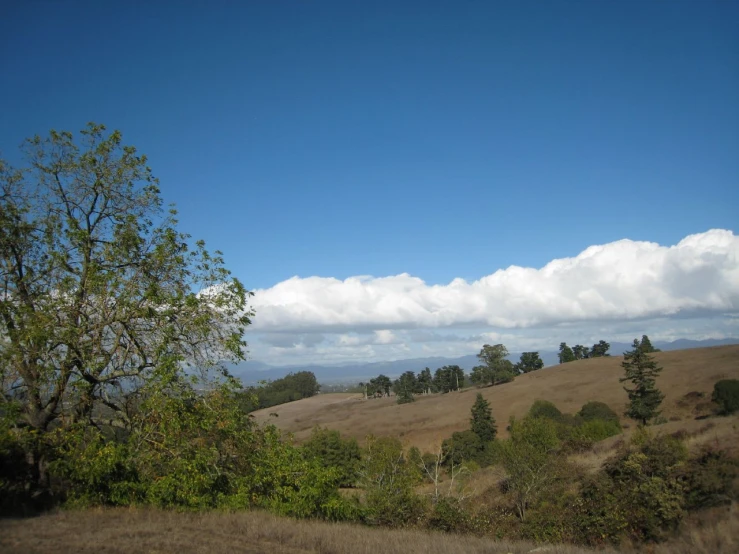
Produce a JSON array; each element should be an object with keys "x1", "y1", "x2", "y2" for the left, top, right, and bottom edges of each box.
[
  {"x1": 235, "y1": 338, "x2": 739, "y2": 385},
  {"x1": 252, "y1": 345, "x2": 739, "y2": 452}
]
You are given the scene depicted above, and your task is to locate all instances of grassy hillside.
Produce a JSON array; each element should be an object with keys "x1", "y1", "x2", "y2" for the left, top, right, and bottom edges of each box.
[{"x1": 252, "y1": 345, "x2": 739, "y2": 452}]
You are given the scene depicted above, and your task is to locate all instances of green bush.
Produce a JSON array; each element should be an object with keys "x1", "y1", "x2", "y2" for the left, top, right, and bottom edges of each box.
[
  {"x1": 712, "y1": 379, "x2": 739, "y2": 414},
  {"x1": 442, "y1": 430, "x2": 494, "y2": 468},
  {"x1": 528, "y1": 400, "x2": 563, "y2": 421},
  {"x1": 576, "y1": 419, "x2": 622, "y2": 443},
  {"x1": 360, "y1": 436, "x2": 425, "y2": 527},
  {"x1": 679, "y1": 447, "x2": 739, "y2": 510},
  {"x1": 302, "y1": 427, "x2": 362, "y2": 487},
  {"x1": 575, "y1": 433, "x2": 688, "y2": 544},
  {"x1": 578, "y1": 401, "x2": 620, "y2": 425},
  {"x1": 426, "y1": 497, "x2": 471, "y2": 533}
]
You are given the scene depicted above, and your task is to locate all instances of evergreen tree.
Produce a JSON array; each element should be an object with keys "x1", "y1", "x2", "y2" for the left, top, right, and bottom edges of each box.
[
  {"x1": 558, "y1": 342, "x2": 576, "y2": 363},
  {"x1": 640, "y1": 334, "x2": 660, "y2": 353},
  {"x1": 470, "y1": 393, "x2": 497, "y2": 442},
  {"x1": 620, "y1": 338, "x2": 665, "y2": 425}
]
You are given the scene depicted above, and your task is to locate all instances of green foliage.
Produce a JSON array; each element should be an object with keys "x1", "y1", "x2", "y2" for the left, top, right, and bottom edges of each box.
[
  {"x1": 590, "y1": 340, "x2": 611, "y2": 357},
  {"x1": 515, "y1": 351, "x2": 544, "y2": 373},
  {"x1": 393, "y1": 371, "x2": 418, "y2": 404},
  {"x1": 558, "y1": 342, "x2": 576, "y2": 364},
  {"x1": 416, "y1": 367, "x2": 433, "y2": 395},
  {"x1": 640, "y1": 334, "x2": 660, "y2": 353},
  {"x1": 0, "y1": 124, "x2": 252, "y2": 498},
  {"x1": 442, "y1": 430, "x2": 494, "y2": 468},
  {"x1": 528, "y1": 400, "x2": 563, "y2": 421},
  {"x1": 679, "y1": 447, "x2": 739, "y2": 510},
  {"x1": 302, "y1": 427, "x2": 361, "y2": 488},
  {"x1": 575, "y1": 433, "x2": 687, "y2": 544},
  {"x1": 711, "y1": 379, "x2": 739, "y2": 414},
  {"x1": 494, "y1": 416, "x2": 562, "y2": 521},
  {"x1": 572, "y1": 344, "x2": 590, "y2": 360},
  {"x1": 367, "y1": 374, "x2": 392, "y2": 397},
  {"x1": 359, "y1": 436, "x2": 425, "y2": 527},
  {"x1": 241, "y1": 371, "x2": 320, "y2": 411},
  {"x1": 475, "y1": 344, "x2": 516, "y2": 386},
  {"x1": 470, "y1": 393, "x2": 497, "y2": 442},
  {"x1": 426, "y1": 497, "x2": 472, "y2": 533},
  {"x1": 433, "y1": 365, "x2": 465, "y2": 393},
  {"x1": 620, "y1": 338, "x2": 665, "y2": 425},
  {"x1": 578, "y1": 401, "x2": 620, "y2": 425}
]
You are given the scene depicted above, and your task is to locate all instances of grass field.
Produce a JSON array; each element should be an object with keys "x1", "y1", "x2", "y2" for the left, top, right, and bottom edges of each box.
[{"x1": 252, "y1": 345, "x2": 739, "y2": 452}]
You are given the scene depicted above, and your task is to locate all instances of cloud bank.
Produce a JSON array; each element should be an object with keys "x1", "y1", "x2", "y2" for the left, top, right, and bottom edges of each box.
[{"x1": 250, "y1": 229, "x2": 739, "y2": 333}]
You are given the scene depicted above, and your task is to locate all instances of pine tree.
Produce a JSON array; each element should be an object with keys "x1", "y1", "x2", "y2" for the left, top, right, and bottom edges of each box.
[
  {"x1": 470, "y1": 393, "x2": 497, "y2": 442},
  {"x1": 640, "y1": 334, "x2": 660, "y2": 353},
  {"x1": 619, "y1": 338, "x2": 665, "y2": 425}
]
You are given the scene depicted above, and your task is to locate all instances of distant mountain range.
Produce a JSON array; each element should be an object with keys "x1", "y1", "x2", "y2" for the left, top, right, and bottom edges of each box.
[{"x1": 231, "y1": 338, "x2": 739, "y2": 385}]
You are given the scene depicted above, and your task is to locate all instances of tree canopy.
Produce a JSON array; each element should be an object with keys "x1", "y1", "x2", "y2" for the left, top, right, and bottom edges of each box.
[{"x1": 0, "y1": 124, "x2": 252, "y2": 436}]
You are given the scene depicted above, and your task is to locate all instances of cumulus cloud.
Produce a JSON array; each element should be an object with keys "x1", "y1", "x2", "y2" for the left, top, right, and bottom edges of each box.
[{"x1": 249, "y1": 230, "x2": 739, "y2": 333}]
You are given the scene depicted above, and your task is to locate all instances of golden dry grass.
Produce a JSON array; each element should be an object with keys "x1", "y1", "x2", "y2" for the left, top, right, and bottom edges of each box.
[
  {"x1": 2, "y1": 504, "x2": 736, "y2": 554},
  {"x1": 0, "y1": 507, "x2": 607, "y2": 554},
  {"x1": 253, "y1": 345, "x2": 739, "y2": 452}
]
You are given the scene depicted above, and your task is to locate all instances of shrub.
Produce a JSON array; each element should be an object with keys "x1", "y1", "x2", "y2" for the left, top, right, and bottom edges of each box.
[
  {"x1": 302, "y1": 427, "x2": 362, "y2": 487},
  {"x1": 679, "y1": 447, "x2": 739, "y2": 510},
  {"x1": 578, "y1": 401, "x2": 620, "y2": 425},
  {"x1": 575, "y1": 433, "x2": 688, "y2": 544},
  {"x1": 360, "y1": 436, "x2": 425, "y2": 527},
  {"x1": 712, "y1": 379, "x2": 739, "y2": 414},
  {"x1": 528, "y1": 400, "x2": 563, "y2": 421},
  {"x1": 426, "y1": 497, "x2": 471, "y2": 533},
  {"x1": 442, "y1": 430, "x2": 494, "y2": 468}
]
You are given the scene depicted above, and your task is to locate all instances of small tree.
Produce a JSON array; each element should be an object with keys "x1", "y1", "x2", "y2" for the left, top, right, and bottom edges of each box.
[
  {"x1": 620, "y1": 338, "x2": 664, "y2": 425},
  {"x1": 495, "y1": 416, "x2": 562, "y2": 521},
  {"x1": 558, "y1": 342, "x2": 576, "y2": 364},
  {"x1": 470, "y1": 393, "x2": 497, "y2": 442}
]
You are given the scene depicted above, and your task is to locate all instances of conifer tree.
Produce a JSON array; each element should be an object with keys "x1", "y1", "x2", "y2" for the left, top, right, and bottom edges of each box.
[
  {"x1": 620, "y1": 338, "x2": 664, "y2": 425},
  {"x1": 470, "y1": 393, "x2": 497, "y2": 442}
]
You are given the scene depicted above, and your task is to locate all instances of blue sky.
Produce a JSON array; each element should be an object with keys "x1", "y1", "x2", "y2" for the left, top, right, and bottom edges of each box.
[{"x1": 2, "y1": 1, "x2": 737, "y2": 365}]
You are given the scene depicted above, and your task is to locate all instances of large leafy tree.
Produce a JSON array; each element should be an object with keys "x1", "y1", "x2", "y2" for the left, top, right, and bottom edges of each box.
[
  {"x1": 392, "y1": 371, "x2": 417, "y2": 404},
  {"x1": 433, "y1": 365, "x2": 464, "y2": 393},
  {"x1": 590, "y1": 340, "x2": 611, "y2": 357},
  {"x1": 558, "y1": 342, "x2": 576, "y2": 364},
  {"x1": 0, "y1": 124, "x2": 252, "y2": 481},
  {"x1": 516, "y1": 351, "x2": 544, "y2": 373},
  {"x1": 620, "y1": 338, "x2": 665, "y2": 425},
  {"x1": 572, "y1": 344, "x2": 590, "y2": 360},
  {"x1": 474, "y1": 344, "x2": 515, "y2": 386},
  {"x1": 416, "y1": 367, "x2": 433, "y2": 394}
]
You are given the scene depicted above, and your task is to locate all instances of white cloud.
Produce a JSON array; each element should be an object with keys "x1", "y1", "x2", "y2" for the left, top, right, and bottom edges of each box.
[{"x1": 250, "y1": 230, "x2": 739, "y2": 332}]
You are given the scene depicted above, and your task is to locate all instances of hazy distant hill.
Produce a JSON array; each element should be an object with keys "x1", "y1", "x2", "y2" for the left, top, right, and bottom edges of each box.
[{"x1": 232, "y1": 338, "x2": 739, "y2": 385}]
